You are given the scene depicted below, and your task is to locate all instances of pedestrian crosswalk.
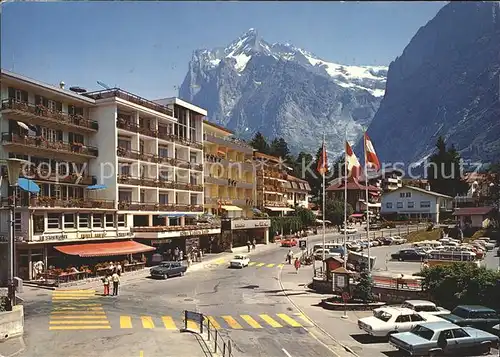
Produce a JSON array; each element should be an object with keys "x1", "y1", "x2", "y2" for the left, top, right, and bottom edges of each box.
[
  {"x1": 212, "y1": 260, "x2": 286, "y2": 269},
  {"x1": 49, "y1": 289, "x2": 111, "y2": 331},
  {"x1": 113, "y1": 312, "x2": 313, "y2": 331}
]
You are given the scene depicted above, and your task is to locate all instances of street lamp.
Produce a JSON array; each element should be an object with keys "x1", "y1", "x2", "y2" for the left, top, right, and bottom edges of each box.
[{"x1": 4, "y1": 158, "x2": 25, "y2": 311}]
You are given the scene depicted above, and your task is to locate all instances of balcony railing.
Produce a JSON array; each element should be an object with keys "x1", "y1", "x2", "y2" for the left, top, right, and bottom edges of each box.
[
  {"x1": 257, "y1": 169, "x2": 287, "y2": 180},
  {"x1": 133, "y1": 223, "x2": 220, "y2": 232},
  {"x1": 29, "y1": 197, "x2": 114, "y2": 209},
  {"x1": 117, "y1": 147, "x2": 203, "y2": 171},
  {"x1": 117, "y1": 147, "x2": 156, "y2": 162},
  {"x1": 263, "y1": 185, "x2": 287, "y2": 193},
  {"x1": 118, "y1": 175, "x2": 203, "y2": 191},
  {"x1": 1, "y1": 133, "x2": 98, "y2": 158},
  {"x1": 116, "y1": 119, "x2": 203, "y2": 150},
  {"x1": 204, "y1": 133, "x2": 253, "y2": 154},
  {"x1": 22, "y1": 168, "x2": 93, "y2": 185},
  {"x1": 1, "y1": 99, "x2": 99, "y2": 131},
  {"x1": 205, "y1": 197, "x2": 254, "y2": 206},
  {"x1": 262, "y1": 200, "x2": 289, "y2": 207},
  {"x1": 118, "y1": 201, "x2": 203, "y2": 212}
]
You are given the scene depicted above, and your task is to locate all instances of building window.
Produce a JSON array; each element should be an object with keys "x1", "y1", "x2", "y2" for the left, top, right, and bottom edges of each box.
[
  {"x1": 159, "y1": 194, "x2": 169, "y2": 204},
  {"x1": 399, "y1": 193, "x2": 405, "y2": 198},
  {"x1": 118, "y1": 138, "x2": 131, "y2": 150},
  {"x1": 420, "y1": 201, "x2": 431, "y2": 208},
  {"x1": 8, "y1": 87, "x2": 28, "y2": 103},
  {"x1": 47, "y1": 213, "x2": 61, "y2": 230},
  {"x1": 190, "y1": 194, "x2": 198, "y2": 206},
  {"x1": 386, "y1": 202, "x2": 393, "y2": 209},
  {"x1": 119, "y1": 191, "x2": 132, "y2": 202},
  {"x1": 117, "y1": 214, "x2": 126, "y2": 227},
  {"x1": 93, "y1": 214, "x2": 103, "y2": 228},
  {"x1": 405, "y1": 192, "x2": 412, "y2": 198},
  {"x1": 190, "y1": 152, "x2": 197, "y2": 163},
  {"x1": 14, "y1": 213, "x2": 21, "y2": 232},
  {"x1": 33, "y1": 215, "x2": 44, "y2": 234},
  {"x1": 79, "y1": 213, "x2": 90, "y2": 228},
  {"x1": 68, "y1": 105, "x2": 84, "y2": 116},
  {"x1": 158, "y1": 146, "x2": 169, "y2": 158},
  {"x1": 407, "y1": 201, "x2": 415, "y2": 208},
  {"x1": 64, "y1": 213, "x2": 75, "y2": 229},
  {"x1": 396, "y1": 202, "x2": 403, "y2": 209},
  {"x1": 105, "y1": 214, "x2": 114, "y2": 228},
  {"x1": 120, "y1": 164, "x2": 130, "y2": 176},
  {"x1": 159, "y1": 170, "x2": 170, "y2": 181}
]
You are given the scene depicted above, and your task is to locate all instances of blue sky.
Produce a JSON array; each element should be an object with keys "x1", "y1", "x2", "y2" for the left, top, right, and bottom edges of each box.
[{"x1": 1, "y1": 1, "x2": 446, "y2": 99}]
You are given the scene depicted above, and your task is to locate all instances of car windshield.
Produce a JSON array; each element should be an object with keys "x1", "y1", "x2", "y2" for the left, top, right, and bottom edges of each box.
[
  {"x1": 451, "y1": 307, "x2": 469, "y2": 318},
  {"x1": 234, "y1": 255, "x2": 245, "y2": 260},
  {"x1": 410, "y1": 325, "x2": 434, "y2": 340},
  {"x1": 415, "y1": 305, "x2": 438, "y2": 312},
  {"x1": 373, "y1": 310, "x2": 392, "y2": 322}
]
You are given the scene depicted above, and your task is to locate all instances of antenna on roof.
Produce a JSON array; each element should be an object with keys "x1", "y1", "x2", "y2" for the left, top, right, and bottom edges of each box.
[{"x1": 97, "y1": 81, "x2": 111, "y2": 90}]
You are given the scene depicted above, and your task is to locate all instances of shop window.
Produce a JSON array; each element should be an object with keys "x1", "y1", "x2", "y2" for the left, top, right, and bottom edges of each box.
[
  {"x1": 47, "y1": 213, "x2": 61, "y2": 230},
  {"x1": 117, "y1": 214, "x2": 126, "y2": 227},
  {"x1": 64, "y1": 213, "x2": 75, "y2": 229},
  {"x1": 33, "y1": 215, "x2": 45, "y2": 234},
  {"x1": 14, "y1": 213, "x2": 21, "y2": 232},
  {"x1": 79, "y1": 213, "x2": 90, "y2": 228},
  {"x1": 93, "y1": 214, "x2": 103, "y2": 228},
  {"x1": 105, "y1": 214, "x2": 114, "y2": 228}
]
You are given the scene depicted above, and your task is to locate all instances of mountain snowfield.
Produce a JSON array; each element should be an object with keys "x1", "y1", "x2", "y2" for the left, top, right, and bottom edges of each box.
[{"x1": 180, "y1": 28, "x2": 388, "y2": 157}]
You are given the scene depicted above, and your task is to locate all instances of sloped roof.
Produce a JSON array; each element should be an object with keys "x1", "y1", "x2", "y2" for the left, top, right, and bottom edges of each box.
[
  {"x1": 389, "y1": 185, "x2": 453, "y2": 199},
  {"x1": 326, "y1": 178, "x2": 379, "y2": 192},
  {"x1": 453, "y1": 206, "x2": 496, "y2": 216}
]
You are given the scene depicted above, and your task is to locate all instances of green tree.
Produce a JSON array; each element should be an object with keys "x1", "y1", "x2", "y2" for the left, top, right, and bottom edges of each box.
[
  {"x1": 309, "y1": 145, "x2": 332, "y2": 203},
  {"x1": 292, "y1": 151, "x2": 314, "y2": 180},
  {"x1": 330, "y1": 155, "x2": 345, "y2": 181},
  {"x1": 324, "y1": 198, "x2": 353, "y2": 226},
  {"x1": 270, "y1": 137, "x2": 292, "y2": 164},
  {"x1": 249, "y1": 132, "x2": 270, "y2": 154},
  {"x1": 352, "y1": 271, "x2": 374, "y2": 302},
  {"x1": 294, "y1": 206, "x2": 316, "y2": 228}
]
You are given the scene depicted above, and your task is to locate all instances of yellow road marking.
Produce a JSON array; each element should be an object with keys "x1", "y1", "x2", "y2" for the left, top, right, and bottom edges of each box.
[
  {"x1": 278, "y1": 264, "x2": 284, "y2": 268},
  {"x1": 240, "y1": 315, "x2": 262, "y2": 328},
  {"x1": 49, "y1": 325, "x2": 111, "y2": 330},
  {"x1": 52, "y1": 297, "x2": 95, "y2": 300},
  {"x1": 206, "y1": 316, "x2": 221, "y2": 329},
  {"x1": 51, "y1": 303, "x2": 101, "y2": 307},
  {"x1": 277, "y1": 313, "x2": 302, "y2": 327},
  {"x1": 54, "y1": 290, "x2": 96, "y2": 293},
  {"x1": 214, "y1": 259, "x2": 225, "y2": 264},
  {"x1": 53, "y1": 307, "x2": 103, "y2": 311},
  {"x1": 50, "y1": 320, "x2": 109, "y2": 324},
  {"x1": 50, "y1": 315, "x2": 108, "y2": 319},
  {"x1": 186, "y1": 319, "x2": 198, "y2": 330},
  {"x1": 256, "y1": 263, "x2": 265, "y2": 267},
  {"x1": 51, "y1": 311, "x2": 106, "y2": 315},
  {"x1": 294, "y1": 312, "x2": 313, "y2": 325},
  {"x1": 259, "y1": 314, "x2": 282, "y2": 328},
  {"x1": 141, "y1": 316, "x2": 155, "y2": 329},
  {"x1": 248, "y1": 262, "x2": 256, "y2": 266},
  {"x1": 266, "y1": 263, "x2": 275, "y2": 268},
  {"x1": 139, "y1": 351, "x2": 144, "y2": 357},
  {"x1": 120, "y1": 316, "x2": 133, "y2": 329},
  {"x1": 221, "y1": 315, "x2": 243, "y2": 329},
  {"x1": 162, "y1": 316, "x2": 177, "y2": 330}
]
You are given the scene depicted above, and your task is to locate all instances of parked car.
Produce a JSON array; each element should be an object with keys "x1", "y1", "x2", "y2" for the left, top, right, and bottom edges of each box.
[
  {"x1": 389, "y1": 321, "x2": 499, "y2": 356},
  {"x1": 313, "y1": 248, "x2": 342, "y2": 260},
  {"x1": 346, "y1": 242, "x2": 362, "y2": 252},
  {"x1": 366, "y1": 223, "x2": 383, "y2": 230},
  {"x1": 357, "y1": 307, "x2": 444, "y2": 338},
  {"x1": 380, "y1": 237, "x2": 395, "y2": 245},
  {"x1": 229, "y1": 255, "x2": 250, "y2": 268},
  {"x1": 150, "y1": 261, "x2": 187, "y2": 279},
  {"x1": 391, "y1": 249, "x2": 427, "y2": 261},
  {"x1": 401, "y1": 300, "x2": 451, "y2": 316},
  {"x1": 391, "y1": 236, "x2": 407, "y2": 245},
  {"x1": 281, "y1": 238, "x2": 297, "y2": 247},
  {"x1": 340, "y1": 226, "x2": 357, "y2": 234},
  {"x1": 473, "y1": 239, "x2": 496, "y2": 251},
  {"x1": 439, "y1": 305, "x2": 500, "y2": 334}
]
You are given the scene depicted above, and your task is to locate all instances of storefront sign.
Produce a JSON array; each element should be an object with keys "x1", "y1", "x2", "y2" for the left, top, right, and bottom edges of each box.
[
  {"x1": 231, "y1": 219, "x2": 271, "y2": 230},
  {"x1": 151, "y1": 239, "x2": 173, "y2": 245},
  {"x1": 117, "y1": 231, "x2": 133, "y2": 238},
  {"x1": 40, "y1": 234, "x2": 68, "y2": 241},
  {"x1": 79, "y1": 232, "x2": 107, "y2": 239},
  {"x1": 180, "y1": 229, "x2": 210, "y2": 237}
]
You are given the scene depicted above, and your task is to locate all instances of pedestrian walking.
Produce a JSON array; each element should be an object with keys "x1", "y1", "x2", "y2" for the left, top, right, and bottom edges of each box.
[
  {"x1": 287, "y1": 249, "x2": 293, "y2": 264},
  {"x1": 294, "y1": 257, "x2": 301, "y2": 273},
  {"x1": 102, "y1": 275, "x2": 110, "y2": 296},
  {"x1": 252, "y1": 239, "x2": 256, "y2": 250},
  {"x1": 116, "y1": 262, "x2": 122, "y2": 276},
  {"x1": 247, "y1": 240, "x2": 251, "y2": 252},
  {"x1": 111, "y1": 271, "x2": 120, "y2": 296}
]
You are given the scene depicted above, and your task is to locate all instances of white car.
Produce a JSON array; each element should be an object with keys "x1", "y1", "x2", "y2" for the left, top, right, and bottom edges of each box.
[
  {"x1": 474, "y1": 239, "x2": 496, "y2": 251},
  {"x1": 357, "y1": 306, "x2": 444, "y2": 338},
  {"x1": 391, "y1": 236, "x2": 407, "y2": 245},
  {"x1": 400, "y1": 300, "x2": 450, "y2": 316},
  {"x1": 340, "y1": 226, "x2": 357, "y2": 234},
  {"x1": 229, "y1": 255, "x2": 249, "y2": 268}
]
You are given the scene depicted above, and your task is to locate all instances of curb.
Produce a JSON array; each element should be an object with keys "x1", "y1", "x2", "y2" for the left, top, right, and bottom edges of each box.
[{"x1": 277, "y1": 266, "x2": 360, "y2": 357}]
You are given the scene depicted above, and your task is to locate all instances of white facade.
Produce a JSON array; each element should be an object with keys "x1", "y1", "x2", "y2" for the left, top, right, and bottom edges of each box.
[{"x1": 380, "y1": 186, "x2": 453, "y2": 223}]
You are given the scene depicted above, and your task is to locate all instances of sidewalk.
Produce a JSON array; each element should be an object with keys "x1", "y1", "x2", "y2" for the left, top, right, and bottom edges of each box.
[{"x1": 279, "y1": 264, "x2": 372, "y2": 357}]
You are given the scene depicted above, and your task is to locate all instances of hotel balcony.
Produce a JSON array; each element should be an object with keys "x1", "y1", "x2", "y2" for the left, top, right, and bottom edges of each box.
[
  {"x1": 260, "y1": 184, "x2": 287, "y2": 194},
  {"x1": 116, "y1": 119, "x2": 203, "y2": 150},
  {"x1": 21, "y1": 167, "x2": 94, "y2": 186},
  {"x1": 1, "y1": 133, "x2": 98, "y2": 160},
  {"x1": 204, "y1": 153, "x2": 254, "y2": 171},
  {"x1": 1, "y1": 99, "x2": 99, "y2": 132},
  {"x1": 3, "y1": 196, "x2": 115, "y2": 209},
  {"x1": 117, "y1": 147, "x2": 203, "y2": 171},
  {"x1": 257, "y1": 169, "x2": 287, "y2": 180},
  {"x1": 203, "y1": 133, "x2": 253, "y2": 154},
  {"x1": 117, "y1": 201, "x2": 203, "y2": 212},
  {"x1": 205, "y1": 197, "x2": 254, "y2": 207},
  {"x1": 204, "y1": 175, "x2": 253, "y2": 189},
  {"x1": 262, "y1": 200, "x2": 289, "y2": 208},
  {"x1": 117, "y1": 175, "x2": 203, "y2": 191}
]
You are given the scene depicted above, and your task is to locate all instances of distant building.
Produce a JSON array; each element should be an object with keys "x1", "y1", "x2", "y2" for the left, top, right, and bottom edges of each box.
[
  {"x1": 326, "y1": 177, "x2": 381, "y2": 213},
  {"x1": 453, "y1": 206, "x2": 498, "y2": 229}
]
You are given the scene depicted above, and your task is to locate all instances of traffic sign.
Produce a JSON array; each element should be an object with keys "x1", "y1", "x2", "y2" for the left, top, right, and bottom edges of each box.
[
  {"x1": 299, "y1": 240, "x2": 306, "y2": 250},
  {"x1": 342, "y1": 292, "x2": 350, "y2": 302}
]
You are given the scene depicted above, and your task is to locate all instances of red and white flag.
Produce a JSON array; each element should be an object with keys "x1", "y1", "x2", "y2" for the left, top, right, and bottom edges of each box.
[
  {"x1": 317, "y1": 141, "x2": 328, "y2": 175},
  {"x1": 345, "y1": 141, "x2": 361, "y2": 179},
  {"x1": 364, "y1": 133, "x2": 380, "y2": 171}
]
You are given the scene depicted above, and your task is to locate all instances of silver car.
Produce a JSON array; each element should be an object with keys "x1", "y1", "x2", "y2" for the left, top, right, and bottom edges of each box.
[{"x1": 389, "y1": 321, "x2": 499, "y2": 356}]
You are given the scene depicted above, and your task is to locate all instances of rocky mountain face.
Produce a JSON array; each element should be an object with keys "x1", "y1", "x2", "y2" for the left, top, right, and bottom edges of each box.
[
  {"x1": 179, "y1": 29, "x2": 387, "y2": 157},
  {"x1": 358, "y1": 2, "x2": 500, "y2": 167}
]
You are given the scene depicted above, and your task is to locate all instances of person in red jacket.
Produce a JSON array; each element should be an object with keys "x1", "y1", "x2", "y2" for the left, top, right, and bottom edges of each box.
[{"x1": 294, "y1": 257, "x2": 301, "y2": 273}]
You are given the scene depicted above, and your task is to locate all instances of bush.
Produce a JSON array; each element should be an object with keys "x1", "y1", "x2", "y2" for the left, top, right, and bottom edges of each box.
[
  {"x1": 352, "y1": 271, "x2": 374, "y2": 303},
  {"x1": 419, "y1": 263, "x2": 500, "y2": 310}
]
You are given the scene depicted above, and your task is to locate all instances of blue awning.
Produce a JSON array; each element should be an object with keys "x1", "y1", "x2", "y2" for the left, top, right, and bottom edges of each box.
[
  {"x1": 18, "y1": 178, "x2": 40, "y2": 194},
  {"x1": 87, "y1": 184, "x2": 107, "y2": 190},
  {"x1": 158, "y1": 213, "x2": 201, "y2": 218}
]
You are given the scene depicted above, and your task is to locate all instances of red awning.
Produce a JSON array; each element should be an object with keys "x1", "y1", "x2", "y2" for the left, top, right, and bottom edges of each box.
[{"x1": 54, "y1": 241, "x2": 155, "y2": 257}]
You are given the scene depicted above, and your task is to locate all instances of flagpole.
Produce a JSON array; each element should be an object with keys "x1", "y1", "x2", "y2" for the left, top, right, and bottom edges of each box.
[
  {"x1": 343, "y1": 138, "x2": 348, "y2": 270},
  {"x1": 322, "y1": 134, "x2": 326, "y2": 269},
  {"x1": 364, "y1": 133, "x2": 371, "y2": 273}
]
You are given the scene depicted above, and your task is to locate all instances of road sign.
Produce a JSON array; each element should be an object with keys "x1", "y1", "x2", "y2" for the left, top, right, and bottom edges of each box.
[
  {"x1": 342, "y1": 292, "x2": 350, "y2": 302},
  {"x1": 299, "y1": 240, "x2": 306, "y2": 250}
]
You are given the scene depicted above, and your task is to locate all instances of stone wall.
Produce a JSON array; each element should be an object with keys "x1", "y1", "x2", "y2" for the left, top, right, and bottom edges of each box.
[
  {"x1": 372, "y1": 286, "x2": 428, "y2": 304},
  {"x1": 0, "y1": 305, "x2": 24, "y2": 341}
]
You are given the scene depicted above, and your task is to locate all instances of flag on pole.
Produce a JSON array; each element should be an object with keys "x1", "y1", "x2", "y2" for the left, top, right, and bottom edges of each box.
[
  {"x1": 317, "y1": 141, "x2": 328, "y2": 175},
  {"x1": 364, "y1": 133, "x2": 381, "y2": 171},
  {"x1": 345, "y1": 141, "x2": 361, "y2": 179}
]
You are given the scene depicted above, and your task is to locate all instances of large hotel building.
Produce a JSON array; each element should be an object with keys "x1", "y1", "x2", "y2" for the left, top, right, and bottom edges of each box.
[{"x1": 0, "y1": 70, "x2": 310, "y2": 283}]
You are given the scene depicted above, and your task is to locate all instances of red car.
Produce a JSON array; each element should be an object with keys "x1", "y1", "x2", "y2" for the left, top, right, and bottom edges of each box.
[{"x1": 281, "y1": 238, "x2": 297, "y2": 247}]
